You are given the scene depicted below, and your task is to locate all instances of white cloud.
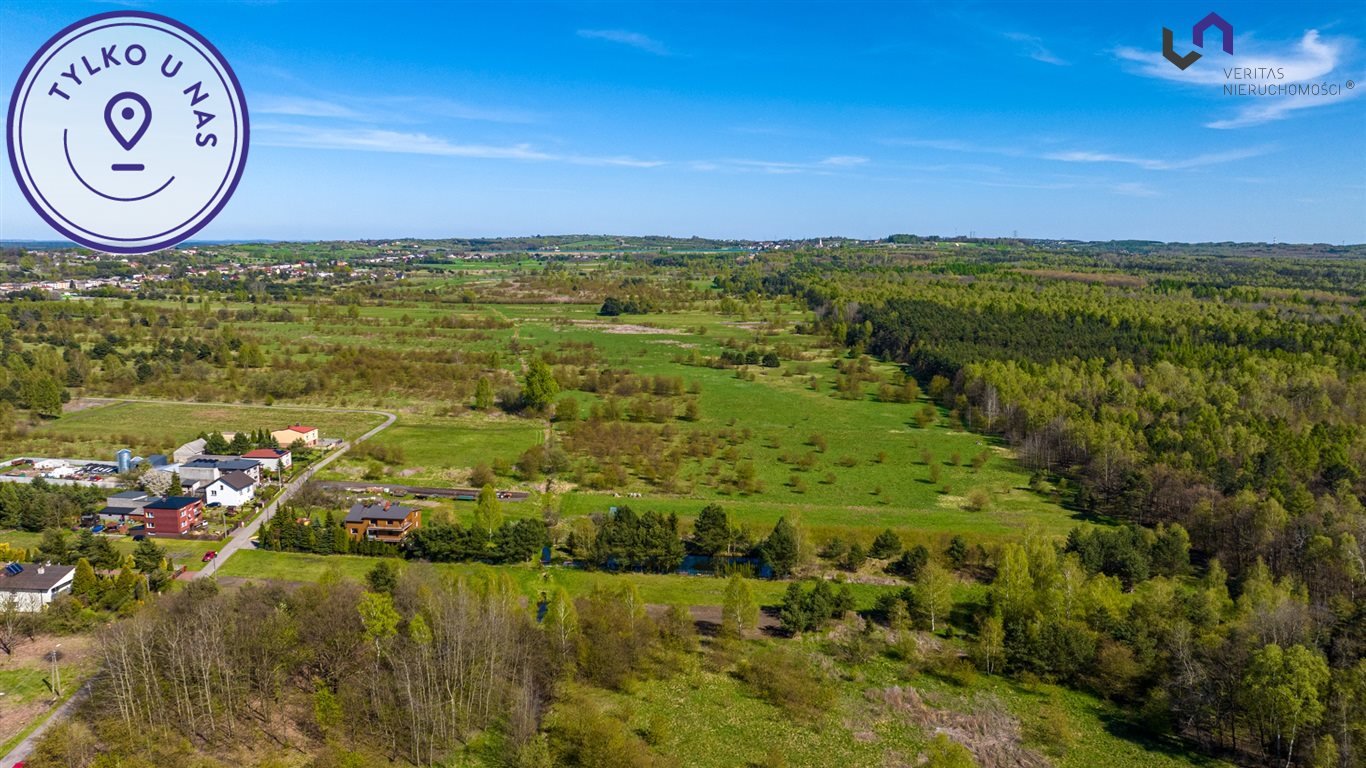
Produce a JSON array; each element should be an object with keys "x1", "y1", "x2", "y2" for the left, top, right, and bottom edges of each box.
[
  {"x1": 577, "y1": 29, "x2": 671, "y2": 56},
  {"x1": 1115, "y1": 29, "x2": 1356, "y2": 128},
  {"x1": 889, "y1": 136, "x2": 1267, "y2": 171},
  {"x1": 254, "y1": 123, "x2": 665, "y2": 167},
  {"x1": 820, "y1": 155, "x2": 869, "y2": 166},
  {"x1": 1110, "y1": 182, "x2": 1159, "y2": 197},
  {"x1": 254, "y1": 96, "x2": 360, "y2": 119},
  {"x1": 1044, "y1": 145, "x2": 1273, "y2": 170},
  {"x1": 256, "y1": 93, "x2": 536, "y2": 124},
  {"x1": 1205, "y1": 86, "x2": 1360, "y2": 129},
  {"x1": 1004, "y1": 32, "x2": 1068, "y2": 66}
]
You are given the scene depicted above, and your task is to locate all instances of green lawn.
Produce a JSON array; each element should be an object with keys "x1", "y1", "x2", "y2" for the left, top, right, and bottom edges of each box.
[
  {"x1": 323, "y1": 412, "x2": 544, "y2": 486},
  {"x1": 5, "y1": 400, "x2": 386, "y2": 461}
]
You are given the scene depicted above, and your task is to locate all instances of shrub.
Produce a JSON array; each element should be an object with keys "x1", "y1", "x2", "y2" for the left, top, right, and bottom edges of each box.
[{"x1": 735, "y1": 646, "x2": 835, "y2": 722}]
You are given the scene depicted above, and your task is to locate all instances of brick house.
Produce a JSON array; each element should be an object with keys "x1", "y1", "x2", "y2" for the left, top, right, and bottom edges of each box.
[{"x1": 142, "y1": 496, "x2": 205, "y2": 536}]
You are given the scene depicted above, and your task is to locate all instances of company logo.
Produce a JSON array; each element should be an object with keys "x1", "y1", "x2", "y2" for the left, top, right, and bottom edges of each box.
[
  {"x1": 1162, "y1": 12, "x2": 1233, "y2": 70},
  {"x1": 7, "y1": 11, "x2": 248, "y2": 254}
]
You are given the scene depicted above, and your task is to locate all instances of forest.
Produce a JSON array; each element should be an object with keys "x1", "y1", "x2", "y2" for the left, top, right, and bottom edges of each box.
[{"x1": 713, "y1": 244, "x2": 1366, "y2": 766}]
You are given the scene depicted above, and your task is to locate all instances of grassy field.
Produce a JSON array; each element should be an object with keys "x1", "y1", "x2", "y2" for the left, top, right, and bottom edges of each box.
[
  {"x1": 5, "y1": 400, "x2": 386, "y2": 461},
  {"x1": 216, "y1": 549, "x2": 916, "y2": 609},
  {"x1": 569, "y1": 651, "x2": 1234, "y2": 768},
  {"x1": 322, "y1": 412, "x2": 545, "y2": 486}
]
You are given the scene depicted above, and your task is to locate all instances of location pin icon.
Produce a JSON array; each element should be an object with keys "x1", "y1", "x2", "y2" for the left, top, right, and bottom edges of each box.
[{"x1": 104, "y1": 92, "x2": 152, "y2": 151}]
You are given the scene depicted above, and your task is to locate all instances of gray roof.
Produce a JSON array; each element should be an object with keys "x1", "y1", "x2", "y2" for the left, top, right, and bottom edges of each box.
[
  {"x1": 1, "y1": 564, "x2": 75, "y2": 592},
  {"x1": 213, "y1": 471, "x2": 255, "y2": 491},
  {"x1": 346, "y1": 502, "x2": 415, "y2": 523},
  {"x1": 219, "y1": 459, "x2": 260, "y2": 471},
  {"x1": 110, "y1": 490, "x2": 149, "y2": 500}
]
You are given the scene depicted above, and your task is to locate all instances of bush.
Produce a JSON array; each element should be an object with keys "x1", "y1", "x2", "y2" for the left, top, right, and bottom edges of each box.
[
  {"x1": 964, "y1": 488, "x2": 991, "y2": 512},
  {"x1": 735, "y1": 646, "x2": 835, "y2": 722},
  {"x1": 470, "y1": 463, "x2": 496, "y2": 488}
]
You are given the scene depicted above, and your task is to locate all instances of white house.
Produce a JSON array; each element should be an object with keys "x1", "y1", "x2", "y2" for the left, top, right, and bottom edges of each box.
[
  {"x1": 204, "y1": 471, "x2": 256, "y2": 507},
  {"x1": 0, "y1": 563, "x2": 75, "y2": 611}
]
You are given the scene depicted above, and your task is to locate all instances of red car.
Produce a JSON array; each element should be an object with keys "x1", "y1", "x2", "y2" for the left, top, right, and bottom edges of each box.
[{"x1": 201, "y1": 550, "x2": 218, "y2": 562}]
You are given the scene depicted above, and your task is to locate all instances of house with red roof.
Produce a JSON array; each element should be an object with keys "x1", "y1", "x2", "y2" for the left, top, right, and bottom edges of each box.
[
  {"x1": 242, "y1": 447, "x2": 292, "y2": 472},
  {"x1": 271, "y1": 424, "x2": 319, "y2": 448}
]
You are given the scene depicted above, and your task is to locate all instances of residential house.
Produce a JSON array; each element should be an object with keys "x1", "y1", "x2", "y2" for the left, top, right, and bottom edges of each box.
[
  {"x1": 344, "y1": 501, "x2": 420, "y2": 544},
  {"x1": 218, "y1": 458, "x2": 262, "y2": 483},
  {"x1": 271, "y1": 425, "x2": 319, "y2": 448},
  {"x1": 142, "y1": 496, "x2": 204, "y2": 536},
  {"x1": 242, "y1": 447, "x2": 291, "y2": 472},
  {"x1": 0, "y1": 563, "x2": 75, "y2": 611},
  {"x1": 205, "y1": 471, "x2": 255, "y2": 508}
]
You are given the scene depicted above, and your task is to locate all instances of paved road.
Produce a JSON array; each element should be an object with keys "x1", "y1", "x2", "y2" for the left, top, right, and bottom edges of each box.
[
  {"x1": 197, "y1": 406, "x2": 397, "y2": 579},
  {"x1": 56, "y1": 397, "x2": 398, "y2": 579}
]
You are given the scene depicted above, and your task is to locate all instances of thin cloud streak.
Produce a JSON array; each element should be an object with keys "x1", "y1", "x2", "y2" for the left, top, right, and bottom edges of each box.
[
  {"x1": 578, "y1": 29, "x2": 671, "y2": 56},
  {"x1": 254, "y1": 123, "x2": 666, "y2": 168},
  {"x1": 1004, "y1": 32, "x2": 1068, "y2": 66},
  {"x1": 886, "y1": 137, "x2": 1266, "y2": 171},
  {"x1": 1044, "y1": 146, "x2": 1273, "y2": 170}
]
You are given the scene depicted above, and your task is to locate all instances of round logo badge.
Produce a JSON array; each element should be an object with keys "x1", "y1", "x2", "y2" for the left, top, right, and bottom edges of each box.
[{"x1": 7, "y1": 11, "x2": 248, "y2": 254}]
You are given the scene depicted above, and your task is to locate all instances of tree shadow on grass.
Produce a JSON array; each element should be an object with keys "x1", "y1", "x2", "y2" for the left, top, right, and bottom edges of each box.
[{"x1": 1096, "y1": 709, "x2": 1232, "y2": 767}]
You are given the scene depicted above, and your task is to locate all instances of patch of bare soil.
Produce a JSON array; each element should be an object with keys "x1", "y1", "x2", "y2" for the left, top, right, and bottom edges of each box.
[
  {"x1": 872, "y1": 686, "x2": 1051, "y2": 768},
  {"x1": 61, "y1": 398, "x2": 117, "y2": 414},
  {"x1": 570, "y1": 320, "x2": 675, "y2": 334}
]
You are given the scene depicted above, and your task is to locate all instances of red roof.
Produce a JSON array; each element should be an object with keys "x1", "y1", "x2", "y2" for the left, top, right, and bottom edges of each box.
[
  {"x1": 284, "y1": 425, "x2": 317, "y2": 433},
  {"x1": 243, "y1": 448, "x2": 288, "y2": 458}
]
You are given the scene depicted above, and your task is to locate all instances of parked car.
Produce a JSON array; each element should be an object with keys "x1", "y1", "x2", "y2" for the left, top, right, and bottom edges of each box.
[{"x1": 202, "y1": 550, "x2": 218, "y2": 562}]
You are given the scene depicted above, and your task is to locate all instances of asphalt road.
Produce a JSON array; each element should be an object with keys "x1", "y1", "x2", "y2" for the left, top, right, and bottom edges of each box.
[{"x1": 198, "y1": 407, "x2": 397, "y2": 579}]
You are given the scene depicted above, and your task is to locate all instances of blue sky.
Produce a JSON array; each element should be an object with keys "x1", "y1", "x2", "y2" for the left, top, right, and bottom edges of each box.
[{"x1": 3, "y1": 1, "x2": 1363, "y2": 243}]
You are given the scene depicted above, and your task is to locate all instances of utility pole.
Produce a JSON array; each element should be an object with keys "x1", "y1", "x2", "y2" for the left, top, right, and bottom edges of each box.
[{"x1": 51, "y1": 643, "x2": 61, "y2": 697}]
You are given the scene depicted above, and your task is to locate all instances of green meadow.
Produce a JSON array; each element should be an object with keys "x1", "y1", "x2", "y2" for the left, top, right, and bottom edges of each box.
[
  {"x1": 5, "y1": 400, "x2": 386, "y2": 460},
  {"x1": 217, "y1": 549, "x2": 921, "y2": 610}
]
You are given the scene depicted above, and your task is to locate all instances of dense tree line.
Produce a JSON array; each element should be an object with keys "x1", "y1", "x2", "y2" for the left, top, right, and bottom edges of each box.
[{"x1": 0, "y1": 481, "x2": 101, "y2": 531}]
